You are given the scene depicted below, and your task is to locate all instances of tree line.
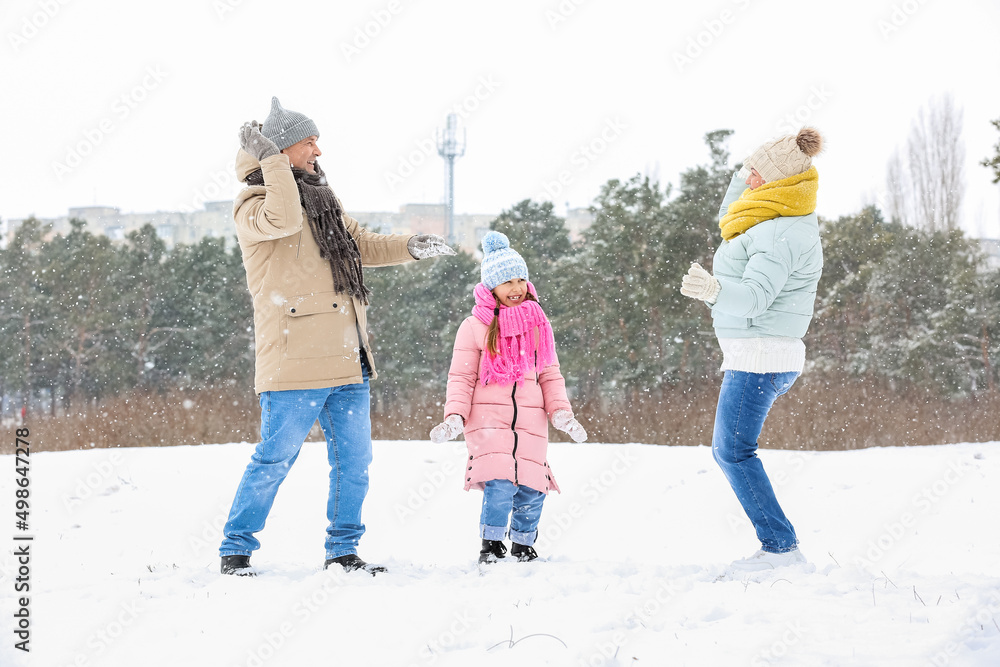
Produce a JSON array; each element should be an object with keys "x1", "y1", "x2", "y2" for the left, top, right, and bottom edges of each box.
[
  {"x1": 369, "y1": 129, "x2": 1000, "y2": 411},
  {"x1": 0, "y1": 220, "x2": 253, "y2": 414},
  {"x1": 2, "y1": 130, "x2": 998, "y2": 422}
]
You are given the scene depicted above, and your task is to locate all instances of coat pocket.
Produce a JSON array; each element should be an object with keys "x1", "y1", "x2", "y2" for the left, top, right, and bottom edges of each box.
[{"x1": 283, "y1": 293, "x2": 358, "y2": 360}]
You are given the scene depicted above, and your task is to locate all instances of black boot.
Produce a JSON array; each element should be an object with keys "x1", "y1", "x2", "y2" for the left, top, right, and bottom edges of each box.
[
  {"x1": 479, "y1": 539, "x2": 507, "y2": 564},
  {"x1": 324, "y1": 554, "x2": 387, "y2": 576},
  {"x1": 510, "y1": 542, "x2": 538, "y2": 562},
  {"x1": 220, "y1": 555, "x2": 255, "y2": 576}
]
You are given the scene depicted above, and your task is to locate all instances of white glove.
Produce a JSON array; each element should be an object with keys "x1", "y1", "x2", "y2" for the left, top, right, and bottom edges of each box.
[
  {"x1": 408, "y1": 234, "x2": 457, "y2": 260},
  {"x1": 429, "y1": 414, "x2": 464, "y2": 443},
  {"x1": 552, "y1": 409, "x2": 587, "y2": 443},
  {"x1": 680, "y1": 262, "x2": 721, "y2": 304}
]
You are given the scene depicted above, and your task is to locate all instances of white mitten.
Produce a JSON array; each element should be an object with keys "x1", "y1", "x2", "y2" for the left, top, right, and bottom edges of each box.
[
  {"x1": 680, "y1": 262, "x2": 721, "y2": 304},
  {"x1": 552, "y1": 409, "x2": 588, "y2": 443},
  {"x1": 429, "y1": 414, "x2": 464, "y2": 443}
]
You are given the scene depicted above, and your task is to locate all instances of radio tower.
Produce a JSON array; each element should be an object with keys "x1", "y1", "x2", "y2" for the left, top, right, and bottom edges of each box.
[{"x1": 436, "y1": 113, "x2": 466, "y2": 245}]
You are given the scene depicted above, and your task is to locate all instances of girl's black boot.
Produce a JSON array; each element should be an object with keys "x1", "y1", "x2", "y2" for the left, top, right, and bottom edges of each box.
[
  {"x1": 479, "y1": 539, "x2": 507, "y2": 564},
  {"x1": 510, "y1": 543, "x2": 538, "y2": 562}
]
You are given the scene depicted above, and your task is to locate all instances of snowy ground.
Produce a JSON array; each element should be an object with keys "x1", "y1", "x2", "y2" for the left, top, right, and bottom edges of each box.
[{"x1": 2, "y1": 439, "x2": 999, "y2": 667}]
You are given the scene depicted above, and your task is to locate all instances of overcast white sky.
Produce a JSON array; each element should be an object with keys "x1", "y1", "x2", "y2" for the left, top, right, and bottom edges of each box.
[{"x1": 2, "y1": 0, "x2": 999, "y2": 237}]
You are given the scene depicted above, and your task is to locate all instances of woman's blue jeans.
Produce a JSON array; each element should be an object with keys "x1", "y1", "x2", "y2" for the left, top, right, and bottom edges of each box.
[
  {"x1": 220, "y1": 369, "x2": 372, "y2": 560},
  {"x1": 712, "y1": 370, "x2": 800, "y2": 554},
  {"x1": 480, "y1": 480, "x2": 545, "y2": 546}
]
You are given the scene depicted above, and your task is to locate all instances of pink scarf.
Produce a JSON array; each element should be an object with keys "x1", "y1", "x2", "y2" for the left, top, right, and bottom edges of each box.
[{"x1": 472, "y1": 281, "x2": 556, "y2": 386}]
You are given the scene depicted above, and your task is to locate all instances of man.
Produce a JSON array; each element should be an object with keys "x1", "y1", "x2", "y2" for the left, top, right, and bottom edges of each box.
[{"x1": 219, "y1": 97, "x2": 455, "y2": 576}]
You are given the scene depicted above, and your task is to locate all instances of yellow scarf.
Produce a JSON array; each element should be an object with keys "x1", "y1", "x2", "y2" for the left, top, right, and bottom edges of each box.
[{"x1": 719, "y1": 167, "x2": 819, "y2": 240}]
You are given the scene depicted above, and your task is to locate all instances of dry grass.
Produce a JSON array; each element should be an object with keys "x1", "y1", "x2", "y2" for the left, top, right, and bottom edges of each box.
[
  {"x1": 369, "y1": 374, "x2": 1000, "y2": 451},
  {"x1": 766, "y1": 374, "x2": 1000, "y2": 450},
  {"x1": 4, "y1": 386, "x2": 260, "y2": 454},
  {"x1": 7, "y1": 375, "x2": 998, "y2": 454}
]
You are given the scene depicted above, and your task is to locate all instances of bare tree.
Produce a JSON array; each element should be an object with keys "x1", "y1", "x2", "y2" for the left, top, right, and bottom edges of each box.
[
  {"x1": 885, "y1": 94, "x2": 965, "y2": 232},
  {"x1": 885, "y1": 148, "x2": 913, "y2": 226}
]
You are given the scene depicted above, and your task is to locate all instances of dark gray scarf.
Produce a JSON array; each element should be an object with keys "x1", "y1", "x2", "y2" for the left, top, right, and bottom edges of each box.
[{"x1": 246, "y1": 162, "x2": 370, "y2": 303}]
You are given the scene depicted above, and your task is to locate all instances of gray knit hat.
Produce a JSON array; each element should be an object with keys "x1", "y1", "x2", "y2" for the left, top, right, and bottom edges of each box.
[{"x1": 261, "y1": 97, "x2": 319, "y2": 151}]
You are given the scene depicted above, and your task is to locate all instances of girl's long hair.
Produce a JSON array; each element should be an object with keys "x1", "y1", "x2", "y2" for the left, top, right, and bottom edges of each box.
[{"x1": 485, "y1": 291, "x2": 538, "y2": 357}]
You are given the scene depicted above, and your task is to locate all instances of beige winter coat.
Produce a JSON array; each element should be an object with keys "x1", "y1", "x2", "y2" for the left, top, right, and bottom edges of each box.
[{"x1": 233, "y1": 150, "x2": 414, "y2": 394}]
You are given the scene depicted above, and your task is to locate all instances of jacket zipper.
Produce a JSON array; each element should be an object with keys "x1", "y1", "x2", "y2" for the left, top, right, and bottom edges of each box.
[{"x1": 510, "y1": 384, "x2": 519, "y2": 485}]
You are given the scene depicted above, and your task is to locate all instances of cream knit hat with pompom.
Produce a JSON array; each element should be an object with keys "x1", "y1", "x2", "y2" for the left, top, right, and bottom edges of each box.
[{"x1": 738, "y1": 127, "x2": 823, "y2": 183}]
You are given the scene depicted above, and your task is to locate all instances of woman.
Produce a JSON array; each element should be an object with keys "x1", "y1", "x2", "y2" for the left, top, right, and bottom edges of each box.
[{"x1": 680, "y1": 127, "x2": 824, "y2": 571}]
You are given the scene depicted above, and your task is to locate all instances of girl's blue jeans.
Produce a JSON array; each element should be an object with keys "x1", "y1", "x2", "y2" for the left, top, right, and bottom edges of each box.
[
  {"x1": 480, "y1": 480, "x2": 545, "y2": 546},
  {"x1": 712, "y1": 370, "x2": 800, "y2": 554}
]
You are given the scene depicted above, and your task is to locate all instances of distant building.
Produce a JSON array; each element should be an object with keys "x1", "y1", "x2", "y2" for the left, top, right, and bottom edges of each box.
[
  {"x1": 311, "y1": 203, "x2": 497, "y2": 254},
  {"x1": 4, "y1": 202, "x2": 594, "y2": 255},
  {"x1": 7, "y1": 203, "x2": 236, "y2": 249}
]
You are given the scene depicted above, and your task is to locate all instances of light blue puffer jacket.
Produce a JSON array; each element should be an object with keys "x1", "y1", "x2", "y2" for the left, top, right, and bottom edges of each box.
[{"x1": 710, "y1": 173, "x2": 823, "y2": 339}]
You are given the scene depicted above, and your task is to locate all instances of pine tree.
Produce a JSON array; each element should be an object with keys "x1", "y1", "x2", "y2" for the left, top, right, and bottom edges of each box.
[
  {"x1": 364, "y1": 250, "x2": 479, "y2": 416},
  {"x1": 561, "y1": 173, "x2": 673, "y2": 400},
  {"x1": 489, "y1": 199, "x2": 574, "y2": 314},
  {"x1": 982, "y1": 116, "x2": 1000, "y2": 184},
  {"x1": 556, "y1": 130, "x2": 737, "y2": 401},
  {"x1": 977, "y1": 265, "x2": 1000, "y2": 393},
  {"x1": 159, "y1": 236, "x2": 253, "y2": 388},
  {"x1": 864, "y1": 227, "x2": 986, "y2": 395},
  {"x1": 809, "y1": 206, "x2": 899, "y2": 375},
  {"x1": 0, "y1": 217, "x2": 50, "y2": 416},
  {"x1": 40, "y1": 219, "x2": 126, "y2": 407},
  {"x1": 664, "y1": 129, "x2": 736, "y2": 380},
  {"x1": 117, "y1": 224, "x2": 173, "y2": 388}
]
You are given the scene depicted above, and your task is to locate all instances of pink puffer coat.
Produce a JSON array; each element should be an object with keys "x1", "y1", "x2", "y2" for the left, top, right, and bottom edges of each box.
[{"x1": 443, "y1": 316, "x2": 572, "y2": 494}]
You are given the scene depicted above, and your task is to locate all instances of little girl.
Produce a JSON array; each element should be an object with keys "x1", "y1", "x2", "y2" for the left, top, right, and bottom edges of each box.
[{"x1": 430, "y1": 231, "x2": 587, "y2": 564}]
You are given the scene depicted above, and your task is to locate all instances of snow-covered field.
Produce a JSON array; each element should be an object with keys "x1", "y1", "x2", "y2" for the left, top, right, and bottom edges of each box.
[{"x1": 2, "y1": 439, "x2": 999, "y2": 667}]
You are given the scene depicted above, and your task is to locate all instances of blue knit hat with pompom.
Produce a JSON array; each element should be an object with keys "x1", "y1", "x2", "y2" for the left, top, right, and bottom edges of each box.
[{"x1": 480, "y1": 231, "x2": 528, "y2": 290}]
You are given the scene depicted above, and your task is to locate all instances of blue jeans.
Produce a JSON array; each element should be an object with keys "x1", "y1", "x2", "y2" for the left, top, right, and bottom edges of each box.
[
  {"x1": 480, "y1": 480, "x2": 545, "y2": 546},
  {"x1": 220, "y1": 368, "x2": 372, "y2": 560},
  {"x1": 712, "y1": 370, "x2": 800, "y2": 554}
]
